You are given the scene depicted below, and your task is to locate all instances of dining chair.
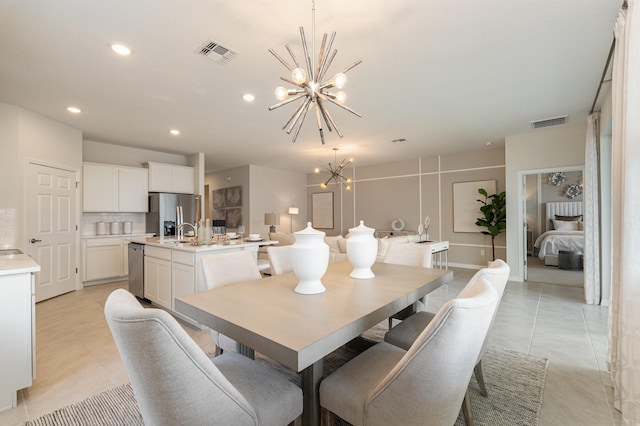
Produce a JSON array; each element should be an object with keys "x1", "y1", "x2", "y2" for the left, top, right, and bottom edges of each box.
[
  {"x1": 385, "y1": 259, "x2": 510, "y2": 400},
  {"x1": 319, "y1": 277, "x2": 499, "y2": 426},
  {"x1": 105, "y1": 289, "x2": 303, "y2": 426},
  {"x1": 381, "y1": 242, "x2": 433, "y2": 328},
  {"x1": 200, "y1": 251, "x2": 262, "y2": 356},
  {"x1": 266, "y1": 245, "x2": 293, "y2": 275}
]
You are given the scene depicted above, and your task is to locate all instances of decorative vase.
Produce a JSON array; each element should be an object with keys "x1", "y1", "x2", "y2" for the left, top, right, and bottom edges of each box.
[
  {"x1": 291, "y1": 222, "x2": 329, "y2": 294},
  {"x1": 346, "y1": 220, "x2": 377, "y2": 279}
]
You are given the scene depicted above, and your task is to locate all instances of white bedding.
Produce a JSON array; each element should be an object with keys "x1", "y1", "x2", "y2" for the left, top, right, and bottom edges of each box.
[{"x1": 534, "y1": 230, "x2": 584, "y2": 259}]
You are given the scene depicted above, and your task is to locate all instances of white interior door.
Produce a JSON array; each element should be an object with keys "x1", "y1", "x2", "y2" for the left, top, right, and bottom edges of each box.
[{"x1": 27, "y1": 162, "x2": 78, "y2": 302}]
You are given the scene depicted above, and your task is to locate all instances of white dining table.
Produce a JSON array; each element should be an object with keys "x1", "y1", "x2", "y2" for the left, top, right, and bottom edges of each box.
[{"x1": 175, "y1": 260, "x2": 453, "y2": 426}]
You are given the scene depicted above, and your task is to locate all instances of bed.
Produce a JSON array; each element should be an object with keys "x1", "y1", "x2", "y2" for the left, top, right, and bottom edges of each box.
[{"x1": 533, "y1": 201, "x2": 584, "y2": 266}]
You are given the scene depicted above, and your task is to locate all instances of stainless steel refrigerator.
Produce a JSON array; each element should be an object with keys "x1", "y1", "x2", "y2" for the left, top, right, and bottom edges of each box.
[{"x1": 146, "y1": 192, "x2": 197, "y2": 237}]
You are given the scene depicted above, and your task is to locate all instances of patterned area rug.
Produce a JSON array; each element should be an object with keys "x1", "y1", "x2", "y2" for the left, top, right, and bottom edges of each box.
[{"x1": 25, "y1": 331, "x2": 547, "y2": 426}]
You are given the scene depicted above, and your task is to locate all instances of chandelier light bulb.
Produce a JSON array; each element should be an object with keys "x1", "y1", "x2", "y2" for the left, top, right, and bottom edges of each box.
[
  {"x1": 346, "y1": 184, "x2": 351, "y2": 190},
  {"x1": 334, "y1": 73, "x2": 347, "y2": 89},
  {"x1": 335, "y1": 91, "x2": 347, "y2": 104},
  {"x1": 314, "y1": 167, "x2": 320, "y2": 173},
  {"x1": 321, "y1": 183, "x2": 327, "y2": 188},
  {"x1": 274, "y1": 86, "x2": 288, "y2": 101},
  {"x1": 292, "y1": 67, "x2": 307, "y2": 85}
]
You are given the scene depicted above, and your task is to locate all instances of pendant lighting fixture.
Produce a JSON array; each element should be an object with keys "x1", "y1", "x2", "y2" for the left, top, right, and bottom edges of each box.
[
  {"x1": 268, "y1": 0, "x2": 362, "y2": 144},
  {"x1": 316, "y1": 148, "x2": 353, "y2": 190}
]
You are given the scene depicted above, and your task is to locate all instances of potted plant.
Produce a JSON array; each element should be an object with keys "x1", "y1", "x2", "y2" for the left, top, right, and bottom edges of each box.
[{"x1": 475, "y1": 188, "x2": 506, "y2": 261}]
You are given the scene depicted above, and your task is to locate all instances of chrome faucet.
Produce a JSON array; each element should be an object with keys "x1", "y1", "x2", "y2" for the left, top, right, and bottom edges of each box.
[{"x1": 177, "y1": 222, "x2": 197, "y2": 241}]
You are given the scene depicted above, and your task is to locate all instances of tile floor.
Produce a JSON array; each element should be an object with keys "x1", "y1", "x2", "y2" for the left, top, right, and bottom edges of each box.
[{"x1": 0, "y1": 268, "x2": 621, "y2": 425}]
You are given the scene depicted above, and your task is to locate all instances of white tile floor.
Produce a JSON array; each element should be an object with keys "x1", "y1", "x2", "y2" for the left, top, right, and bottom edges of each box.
[{"x1": 0, "y1": 268, "x2": 621, "y2": 425}]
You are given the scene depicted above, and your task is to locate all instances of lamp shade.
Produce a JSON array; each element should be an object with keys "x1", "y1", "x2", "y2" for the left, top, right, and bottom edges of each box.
[
  {"x1": 288, "y1": 207, "x2": 299, "y2": 215},
  {"x1": 264, "y1": 213, "x2": 280, "y2": 226}
]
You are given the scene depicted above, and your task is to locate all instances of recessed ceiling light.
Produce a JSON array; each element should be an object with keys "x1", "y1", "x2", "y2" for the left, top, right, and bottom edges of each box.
[
  {"x1": 110, "y1": 43, "x2": 132, "y2": 56},
  {"x1": 67, "y1": 106, "x2": 82, "y2": 114},
  {"x1": 169, "y1": 129, "x2": 180, "y2": 135},
  {"x1": 243, "y1": 93, "x2": 255, "y2": 102}
]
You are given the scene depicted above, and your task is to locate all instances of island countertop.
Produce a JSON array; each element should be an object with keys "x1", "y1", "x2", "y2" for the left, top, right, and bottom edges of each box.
[
  {"x1": 128, "y1": 236, "x2": 277, "y2": 253},
  {"x1": 0, "y1": 252, "x2": 41, "y2": 276}
]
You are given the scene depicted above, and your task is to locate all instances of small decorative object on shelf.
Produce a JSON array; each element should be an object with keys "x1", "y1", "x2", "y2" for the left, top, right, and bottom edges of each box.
[
  {"x1": 346, "y1": 220, "x2": 377, "y2": 279},
  {"x1": 291, "y1": 222, "x2": 329, "y2": 294},
  {"x1": 548, "y1": 172, "x2": 567, "y2": 186},
  {"x1": 391, "y1": 218, "x2": 405, "y2": 231},
  {"x1": 417, "y1": 224, "x2": 425, "y2": 242},
  {"x1": 564, "y1": 184, "x2": 583, "y2": 199},
  {"x1": 424, "y1": 215, "x2": 431, "y2": 241}
]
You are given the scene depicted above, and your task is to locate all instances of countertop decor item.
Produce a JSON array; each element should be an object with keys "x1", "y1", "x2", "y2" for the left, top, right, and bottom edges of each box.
[
  {"x1": 346, "y1": 220, "x2": 376, "y2": 279},
  {"x1": 391, "y1": 218, "x2": 405, "y2": 231},
  {"x1": 268, "y1": 0, "x2": 362, "y2": 144},
  {"x1": 291, "y1": 222, "x2": 329, "y2": 294},
  {"x1": 96, "y1": 221, "x2": 107, "y2": 235}
]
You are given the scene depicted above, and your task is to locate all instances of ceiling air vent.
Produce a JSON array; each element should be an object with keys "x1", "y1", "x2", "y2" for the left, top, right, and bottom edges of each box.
[
  {"x1": 195, "y1": 40, "x2": 238, "y2": 65},
  {"x1": 530, "y1": 115, "x2": 568, "y2": 129}
]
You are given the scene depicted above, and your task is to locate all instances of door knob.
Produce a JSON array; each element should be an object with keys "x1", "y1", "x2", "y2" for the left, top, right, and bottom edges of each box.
[{"x1": 30, "y1": 238, "x2": 42, "y2": 244}]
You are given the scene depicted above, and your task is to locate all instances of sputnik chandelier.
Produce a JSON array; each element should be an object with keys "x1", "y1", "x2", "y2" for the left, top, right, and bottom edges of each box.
[
  {"x1": 268, "y1": 0, "x2": 362, "y2": 144},
  {"x1": 316, "y1": 147, "x2": 354, "y2": 190}
]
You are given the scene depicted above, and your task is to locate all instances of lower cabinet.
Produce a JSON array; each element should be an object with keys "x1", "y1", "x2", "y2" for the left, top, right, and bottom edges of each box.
[
  {"x1": 85, "y1": 238, "x2": 123, "y2": 282},
  {"x1": 144, "y1": 246, "x2": 172, "y2": 309},
  {"x1": 0, "y1": 272, "x2": 34, "y2": 410},
  {"x1": 171, "y1": 251, "x2": 195, "y2": 311}
]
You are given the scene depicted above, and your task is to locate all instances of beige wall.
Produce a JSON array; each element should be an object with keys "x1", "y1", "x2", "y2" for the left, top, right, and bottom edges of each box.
[
  {"x1": 308, "y1": 148, "x2": 506, "y2": 268},
  {"x1": 206, "y1": 165, "x2": 307, "y2": 238},
  {"x1": 0, "y1": 103, "x2": 83, "y2": 250},
  {"x1": 505, "y1": 124, "x2": 586, "y2": 281}
]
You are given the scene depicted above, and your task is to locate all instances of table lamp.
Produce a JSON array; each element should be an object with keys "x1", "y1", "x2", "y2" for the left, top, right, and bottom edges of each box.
[
  {"x1": 288, "y1": 207, "x2": 299, "y2": 232},
  {"x1": 265, "y1": 213, "x2": 280, "y2": 233}
]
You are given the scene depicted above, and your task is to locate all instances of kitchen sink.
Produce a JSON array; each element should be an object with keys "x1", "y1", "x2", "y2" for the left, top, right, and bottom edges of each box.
[
  {"x1": 159, "y1": 239, "x2": 193, "y2": 244},
  {"x1": 0, "y1": 249, "x2": 23, "y2": 255}
]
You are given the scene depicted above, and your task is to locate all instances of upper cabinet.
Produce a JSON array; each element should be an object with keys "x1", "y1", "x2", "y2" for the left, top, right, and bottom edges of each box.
[
  {"x1": 147, "y1": 161, "x2": 194, "y2": 194},
  {"x1": 83, "y1": 163, "x2": 148, "y2": 212}
]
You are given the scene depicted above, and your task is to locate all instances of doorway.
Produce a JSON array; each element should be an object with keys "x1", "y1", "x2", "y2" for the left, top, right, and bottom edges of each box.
[
  {"x1": 522, "y1": 167, "x2": 584, "y2": 287},
  {"x1": 27, "y1": 162, "x2": 78, "y2": 302}
]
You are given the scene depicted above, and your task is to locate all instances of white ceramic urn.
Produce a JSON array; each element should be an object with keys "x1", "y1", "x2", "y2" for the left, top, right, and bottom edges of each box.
[
  {"x1": 291, "y1": 222, "x2": 330, "y2": 294},
  {"x1": 346, "y1": 220, "x2": 377, "y2": 279}
]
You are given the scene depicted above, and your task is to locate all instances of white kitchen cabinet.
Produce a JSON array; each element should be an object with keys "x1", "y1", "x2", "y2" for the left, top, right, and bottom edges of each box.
[
  {"x1": 147, "y1": 161, "x2": 194, "y2": 194},
  {"x1": 83, "y1": 164, "x2": 118, "y2": 212},
  {"x1": 83, "y1": 163, "x2": 148, "y2": 212},
  {"x1": 118, "y1": 167, "x2": 149, "y2": 212},
  {"x1": 144, "y1": 246, "x2": 172, "y2": 309},
  {"x1": 85, "y1": 238, "x2": 123, "y2": 281},
  {"x1": 0, "y1": 272, "x2": 34, "y2": 410},
  {"x1": 171, "y1": 250, "x2": 195, "y2": 311}
]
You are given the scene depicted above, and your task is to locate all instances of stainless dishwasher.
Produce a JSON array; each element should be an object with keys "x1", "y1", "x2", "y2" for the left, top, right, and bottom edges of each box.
[{"x1": 128, "y1": 242, "x2": 148, "y2": 302}]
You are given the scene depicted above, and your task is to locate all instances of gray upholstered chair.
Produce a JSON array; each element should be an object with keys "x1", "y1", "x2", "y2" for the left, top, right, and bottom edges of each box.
[
  {"x1": 385, "y1": 259, "x2": 510, "y2": 398},
  {"x1": 200, "y1": 251, "x2": 262, "y2": 356},
  {"x1": 105, "y1": 288, "x2": 302, "y2": 426},
  {"x1": 381, "y1": 242, "x2": 433, "y2": 328},
  {"x1": 266, "y1": 245, "x2": 293, "y2": 275},
  {"x1": 319, "y1": 278, "x2": 498, "y2": 426}
]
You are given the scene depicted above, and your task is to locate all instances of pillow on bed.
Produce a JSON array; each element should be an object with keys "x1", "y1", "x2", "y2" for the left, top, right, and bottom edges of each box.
[
  {"x1": 553, "y1": 220, "x2": 580, "y2": 231},
  {"x1": 556, "y1": 214, "x2": 583, "y2": 221}
]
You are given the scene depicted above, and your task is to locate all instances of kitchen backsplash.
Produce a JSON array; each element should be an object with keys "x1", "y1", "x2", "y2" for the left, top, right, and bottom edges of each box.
[{"x1": 82, "y1": 212, "x2": 146, "y2": 236}]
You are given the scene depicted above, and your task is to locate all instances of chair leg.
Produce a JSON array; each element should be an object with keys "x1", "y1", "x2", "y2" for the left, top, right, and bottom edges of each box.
[
  {"x1": 474, "y1": 360, "x2": 488, "y2": 397},
  {"x1": 321, "y1": 407, "x2": 333, "y2": 426},
  {"x1": 388, "y1": 317, "x2": 393, "y2": 329},
  {"x1": 214, "y1": 346, "x2": 223, "y2": 357},
  {"x1": 461, "y1": 387, "x2": 475, "y2": 426}
]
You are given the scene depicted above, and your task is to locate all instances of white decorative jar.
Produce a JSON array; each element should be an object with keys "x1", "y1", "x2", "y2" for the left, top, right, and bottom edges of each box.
[
  {"x1": 346, "y1": 220, "x2": 377, "y2": 279},
  {"x1": 291, "y1": 222, "x2": 329, "y2": 294}
]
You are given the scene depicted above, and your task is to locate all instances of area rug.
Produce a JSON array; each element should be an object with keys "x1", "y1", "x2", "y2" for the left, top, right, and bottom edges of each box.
[{"x1": 25, "y1": 345, "x2": 547, "y2": 426}]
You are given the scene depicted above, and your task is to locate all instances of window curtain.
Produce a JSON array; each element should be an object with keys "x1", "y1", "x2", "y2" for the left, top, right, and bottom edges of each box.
[
  {"x1": 608, "y1": 0, "x2": 640, "y2": 423},
  {"x1": 583, "y1": 113, "x2": 600, "y2": 305}
]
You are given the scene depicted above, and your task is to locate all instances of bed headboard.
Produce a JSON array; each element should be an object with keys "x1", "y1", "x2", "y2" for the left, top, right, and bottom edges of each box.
[{"x1": 545, "y1": 201, "x2": 583, "y2": 231}]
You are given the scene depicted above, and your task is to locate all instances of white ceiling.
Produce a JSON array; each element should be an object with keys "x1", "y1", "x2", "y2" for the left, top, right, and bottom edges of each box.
[{"x1": 0, "y1": 1, "x2": 620, "y2": 173}]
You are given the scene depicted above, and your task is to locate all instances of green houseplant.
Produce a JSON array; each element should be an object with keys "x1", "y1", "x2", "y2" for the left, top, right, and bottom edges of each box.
[{"x1": 475, "y1": 188, "x2": 506, "y2": 261}]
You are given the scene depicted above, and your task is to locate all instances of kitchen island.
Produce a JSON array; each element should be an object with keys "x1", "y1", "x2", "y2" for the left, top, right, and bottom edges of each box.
[
  {"x1": 129, "y1": 237, "x2": 276, "y2": 326},
  {"x1": 0, "y1": 251, "x2": 40, "y2": 412}
]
